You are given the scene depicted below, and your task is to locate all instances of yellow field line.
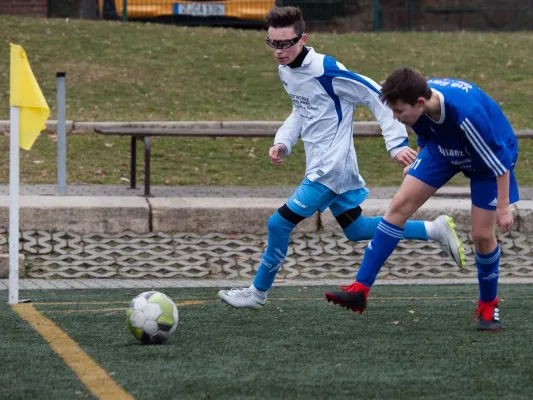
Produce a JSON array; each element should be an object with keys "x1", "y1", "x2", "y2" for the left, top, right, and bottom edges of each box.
[
  {"x1": 12, "y1": 304, "x2": 134, "y2": 400},
  {"x1": 178, "y1": 299, "x2": 217, "y2": 306},
  {"x1": 34, "y1": 299, "x2": 216, "y2": 306},
  {"x1": 33, "y1": 301, "x2": 130, "y2": 306},
  {"x1": 56, "y1": 307, "x2": 128, "y2": 314},
  {"x1": 49, "y1": 299, "x2": 217, "y2": 313},
  {"x1": 33, "y1": 294, "x2": 530, "y2": 313},
  {"x1": 42, "y1": 296, "x2": 492, "y2": 315}
]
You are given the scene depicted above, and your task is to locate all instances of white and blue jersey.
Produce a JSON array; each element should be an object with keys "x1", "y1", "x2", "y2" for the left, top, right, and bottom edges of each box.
[
  {"x1": 274, "y1": 47, "x2": 408, "y2": 196},
  {"x1": 407, "y1": 78, "x2": 519, "y2": 210}
]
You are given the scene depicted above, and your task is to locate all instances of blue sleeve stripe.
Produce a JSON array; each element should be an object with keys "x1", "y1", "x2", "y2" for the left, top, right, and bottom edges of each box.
[
  {"x1": 396, "y1": 138, "x2": 408, "y2": 148},
  {"x1": 315, "y1": 56, "x2": 343, "y2": 125},
  {"x1": 460, "y1": 118, "x2": 506, "y2": 175},
  {"x1": 320, "y1": 56, "x2": 380, "y2": 95},
  {"x1": 315, "y1": 56, "x2": 383, "y2": 126}
]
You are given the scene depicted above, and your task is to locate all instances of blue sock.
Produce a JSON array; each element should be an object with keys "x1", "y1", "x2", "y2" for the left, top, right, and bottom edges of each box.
[
  {"x1": 343, "y1": 216, "x2": 428, "y2": 241},
  {"x1": 476, "y1": 246, "x2": 500, "y2": 302},
  {"x1": 355, "y1": 219, "x2": 404, "y2": 287},
  {"x1": 253, "y1": 211, "x2": 296, "y2": 291},
  {"x1": 403, "y1": 221, "x2": 428, "y2": 240}
]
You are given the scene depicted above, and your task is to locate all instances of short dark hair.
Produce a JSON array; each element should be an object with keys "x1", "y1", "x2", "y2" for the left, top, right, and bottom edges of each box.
[
  {"x1": 380, "y1": 67, "x2": 432, "y2": 106},
  {"x1": 265, "y1": 6, "x2": 305, "y2": 35}
]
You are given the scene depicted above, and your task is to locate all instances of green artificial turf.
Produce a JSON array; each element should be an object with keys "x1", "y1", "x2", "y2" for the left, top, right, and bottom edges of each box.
[{"x1": 2, "y1": 285, "x2": 532, "y2": 399}]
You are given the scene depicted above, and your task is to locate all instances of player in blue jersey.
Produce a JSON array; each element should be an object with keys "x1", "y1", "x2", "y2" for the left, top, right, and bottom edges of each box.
[
  {"x1": 217, "y1": 8, "x2": 464, "y2": 310},
  {"x1": 326, "y1": 66, "x2": 518, "y2": 331}
]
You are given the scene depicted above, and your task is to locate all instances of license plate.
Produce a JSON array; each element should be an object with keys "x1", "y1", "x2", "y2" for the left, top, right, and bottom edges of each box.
[{"x1": 173, "y1": 3, "x2": 226, "y2": 17}]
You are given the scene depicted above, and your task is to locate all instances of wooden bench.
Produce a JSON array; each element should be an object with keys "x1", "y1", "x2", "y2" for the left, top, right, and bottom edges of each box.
[
  {"x1": 93, "y1": 127, "x2": 280, "y2": 196},
  {"x1": 94, "y1": 127, "x2": 533, "y2": 197}
]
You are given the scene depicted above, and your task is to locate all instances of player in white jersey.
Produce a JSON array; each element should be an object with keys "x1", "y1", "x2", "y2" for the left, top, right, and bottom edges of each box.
[{"x1": 218, "y1": 7, "x2": 464, "y2": 310}]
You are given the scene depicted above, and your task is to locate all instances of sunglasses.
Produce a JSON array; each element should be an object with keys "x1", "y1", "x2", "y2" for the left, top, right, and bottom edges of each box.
[{"x1": 265, "y1": 34, "x2": 303, "y2": 50}]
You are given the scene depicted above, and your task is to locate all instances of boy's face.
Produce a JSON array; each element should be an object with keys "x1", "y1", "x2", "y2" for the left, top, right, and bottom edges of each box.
[
  {"x1": 389, "y1": 98, "x2": 426, "y2": 126},
  {"x1": 266, "y1": 26, "x2": 307, "y2": 66}
]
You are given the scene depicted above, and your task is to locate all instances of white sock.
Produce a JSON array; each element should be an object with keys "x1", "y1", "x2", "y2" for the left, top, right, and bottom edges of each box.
[
  {"x1": 424, "y1": 221, "x2": 438, "y2": 241},
  {"x1": 250, "y1": 285, "x2": 268, "y2": 300}
]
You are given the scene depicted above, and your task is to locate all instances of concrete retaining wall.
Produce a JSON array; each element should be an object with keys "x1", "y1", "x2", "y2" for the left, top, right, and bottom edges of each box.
[
  {"x1": 1, "y1": 196, "x2": 532, "y2": 235},
  {"x1": 0, "y1": 196, "x2": 149, "y2": 234}
]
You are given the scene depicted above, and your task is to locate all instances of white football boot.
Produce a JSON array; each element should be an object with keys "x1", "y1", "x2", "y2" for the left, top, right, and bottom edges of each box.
[
  {"x1": 429, "y1": 215, "x2": 465, "y2": 268},
  {"x1": 218, "y1": 287, "x2": 267, "y2": 310}
]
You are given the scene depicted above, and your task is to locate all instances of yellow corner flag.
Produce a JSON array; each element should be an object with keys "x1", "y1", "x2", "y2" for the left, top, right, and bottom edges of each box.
[{"x1": 9, "y1": 43, "x2": 50, "y2": 151}]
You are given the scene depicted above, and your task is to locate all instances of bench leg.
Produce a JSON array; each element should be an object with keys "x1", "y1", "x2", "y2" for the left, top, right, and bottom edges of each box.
[
  {"x1": 130, "y1": 136, "x2": 137, "y2": 190},
  {"x1": 143, "y1": 136, "x2": 152, "y2": 197}
]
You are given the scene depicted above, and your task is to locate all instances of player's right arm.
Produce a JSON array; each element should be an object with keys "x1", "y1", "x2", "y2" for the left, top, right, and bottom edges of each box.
[
  {"x1": 270, "y1": 108, "x2": 302, "y2": 165},
  {"x1": 402, "y1": 129, "x2": 426, "y2": 179},
  {"x1": 330, "y1": 68, "x2": 416, "y2": 167}
]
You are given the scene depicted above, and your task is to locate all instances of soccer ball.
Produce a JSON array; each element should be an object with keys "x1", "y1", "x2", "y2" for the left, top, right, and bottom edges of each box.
[{"x1": 126, "y1": 291, "x2": 179, "y2": 344}]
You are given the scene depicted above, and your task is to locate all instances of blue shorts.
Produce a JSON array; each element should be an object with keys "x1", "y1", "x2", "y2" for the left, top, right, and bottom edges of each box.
[
  {"x1": 286, "y1": 178, "x2": 369, "y2": 218},
  {"x1": 408, "y1": 146, "x2": 519, "y2": 210}
]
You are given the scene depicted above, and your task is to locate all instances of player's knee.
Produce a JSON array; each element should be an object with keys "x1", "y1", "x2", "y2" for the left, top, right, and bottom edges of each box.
[
  {"x1": 471, "y1": 227, "x2": 497, "y2": 250},
  {"x1": 335, "y1": 206, "x2": 362, "y2": 230},
  {"x1": 387, "y1": 192, "x2": 416, "y2": 222},
  {"x1": 471, "y1": 228, "x2": 493, "y2": 243},
  {"x1": 268, "y1": 205, "x2": 305, "y2": 234},
  {"x1": 335, "y1": 207, "x2": 377, "y2": 241},
  {"x1": 267, "y1": 213, "x2": 285, "y2": 234}
]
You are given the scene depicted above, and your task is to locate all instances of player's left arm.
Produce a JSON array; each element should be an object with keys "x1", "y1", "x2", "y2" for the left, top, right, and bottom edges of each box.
[
  {"x1": 332, "y1": 73, "x2": 416, "y2": 167},
  {"x1": 459, "y1": 107, "x2": 514, "y2": 231},
  {"x1": 496, "y1": 173, "x2": 513, "y2": 231}
]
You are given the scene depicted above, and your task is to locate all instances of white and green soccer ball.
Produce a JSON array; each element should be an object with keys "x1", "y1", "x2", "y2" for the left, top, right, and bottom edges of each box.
[{"x1": 126, "y1": 291, "x2": 179, "y2": 344}]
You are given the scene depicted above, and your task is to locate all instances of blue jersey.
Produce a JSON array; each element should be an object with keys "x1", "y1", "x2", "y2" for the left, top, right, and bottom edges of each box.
[{"x1": 412, "y1": 78, "x2": 518, "y2": 178}]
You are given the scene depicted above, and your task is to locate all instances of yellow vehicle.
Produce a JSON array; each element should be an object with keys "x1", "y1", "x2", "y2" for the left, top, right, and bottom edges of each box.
[{"x1": 98, "y1": 0, "x2": 277, "y2": 22}]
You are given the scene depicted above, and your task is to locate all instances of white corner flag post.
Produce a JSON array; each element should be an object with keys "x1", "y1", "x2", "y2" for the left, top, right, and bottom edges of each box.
[
  {"x1": 9, "y1": 105, "x2": 21, "y2": 305},
  {"x1": 8, "y1": 43, "x2": 50, "y2": 305}
]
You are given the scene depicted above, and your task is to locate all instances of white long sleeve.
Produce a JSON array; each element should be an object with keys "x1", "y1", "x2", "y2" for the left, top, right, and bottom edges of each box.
[
  {"x1": 332, "y1": 71, "x2": 408, "y2": 158},
  {"x1": 274, "y1": 108, "x2": 302, "y2": 156},
  {"x1": 275, "y1": 47, "x2": 407, "y2": 194}
]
